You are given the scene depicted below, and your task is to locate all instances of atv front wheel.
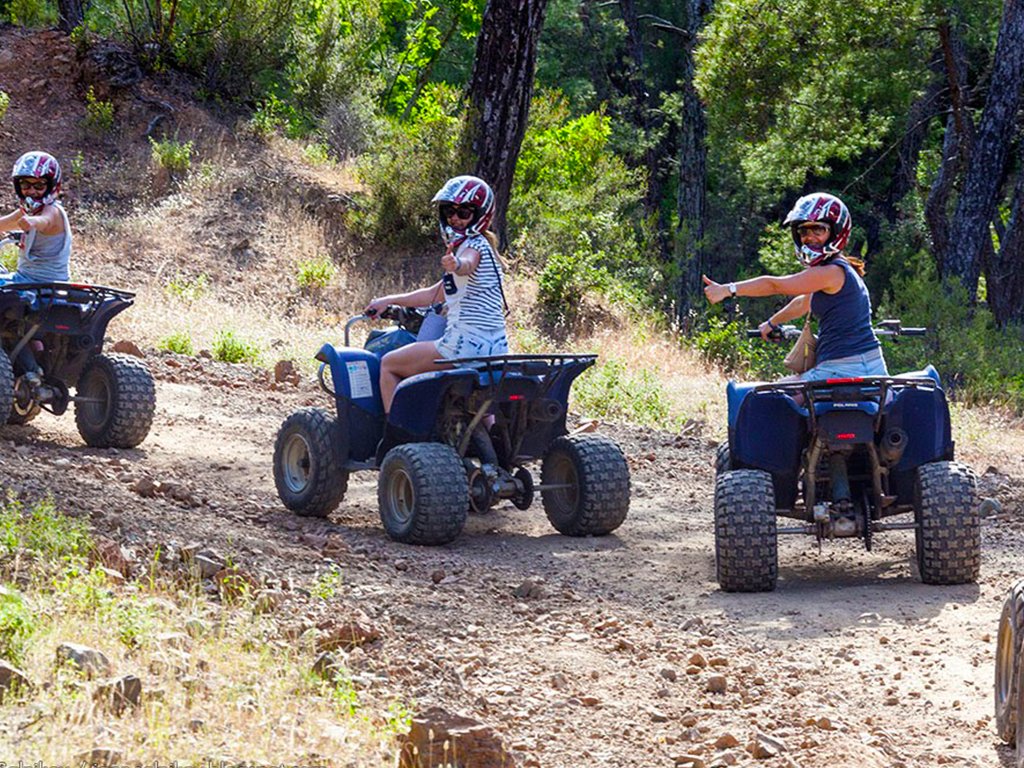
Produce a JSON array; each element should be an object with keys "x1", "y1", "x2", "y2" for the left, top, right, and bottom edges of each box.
[
  {"x1": 714, "y1": 469, "x2": 778, "y2": 592},
  {"x1": 540, "y1": 434, "x2": 630, "y2": 537},
  {"x1": 8, "y1": 399, "x2": 40, "y2": 425},
  {"x1": 74, "y1": 353, "x2": 156, "y2": 448},
  {"x1": 996, "y1": 579, "x2": 1024, "y2": 744},
  {"x1": 273, "y1": 408, "x2": 349, "y2": 518},
  {"x1": 914, "y1": 461, "x2": 979, "y2": 585},
  {"x1": 378, "y1": 443, "x2": 468, "y2": 545}
]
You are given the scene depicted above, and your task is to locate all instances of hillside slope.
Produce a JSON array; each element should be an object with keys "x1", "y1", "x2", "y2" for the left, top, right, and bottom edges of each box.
[{"x1": 1, "y1": 25, "x2": 1023, "y2": 767}]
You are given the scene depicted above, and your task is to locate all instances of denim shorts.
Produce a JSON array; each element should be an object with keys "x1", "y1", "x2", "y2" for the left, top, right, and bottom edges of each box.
[
  {"x1": 435, "y1": 326, "x2": 508, "y2": 360},
  {"x1": 801, "y1": 347, "x2": 888, "y2": 381}
]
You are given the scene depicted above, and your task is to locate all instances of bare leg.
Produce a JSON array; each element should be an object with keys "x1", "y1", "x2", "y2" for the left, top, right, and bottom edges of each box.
[{"x1": 380, "y1": 341, "x2": 453, "y2": 413}]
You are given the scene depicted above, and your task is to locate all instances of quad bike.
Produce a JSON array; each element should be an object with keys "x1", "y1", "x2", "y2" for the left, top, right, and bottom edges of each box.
[
  {"x1": 272, "y1": 305, "x2": 631, "y2": 545},
  {"x1": 996, "y1": 578, "x2": 1024, "y2": 767},
  {"x1": 714, "y1": 320, "x2": 979, "y2": 592},
  {"x1": 0, "y1": 232, "x2": 156, "y2": 448}
]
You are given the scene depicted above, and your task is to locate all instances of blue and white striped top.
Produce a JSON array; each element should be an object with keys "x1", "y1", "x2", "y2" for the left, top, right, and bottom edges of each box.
[{"x1": 444, "y1": 234, "x2": 506, "y2": 333}]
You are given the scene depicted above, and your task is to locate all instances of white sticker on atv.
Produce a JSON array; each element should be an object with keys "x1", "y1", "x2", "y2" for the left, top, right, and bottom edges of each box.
[{"x1": 346, "y1": 360, "x2": 374, "y2": 399}]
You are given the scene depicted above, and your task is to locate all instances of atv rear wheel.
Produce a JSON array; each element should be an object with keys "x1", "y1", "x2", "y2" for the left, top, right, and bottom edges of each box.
[
  {"x1": 8, "y1": 399, "x2": 41, "y2": 425},
  {"x1": 996, "y1": 579, "x2": 1024, "y2": 743},
  {"x1": 74, "y1": 353, "x2": 156, "y2": 448},
  {"x1": 0, "y1": 350, "x2": 15, "y2": 425},
  {"x1": 714, "y1": 469, "x2": 778, "y2": 592},
  {"x1": 540, "y1": 434, "x2": 630, "y2": 537},
  {"x1": 914, "y1": 461, "x2": 979, "y2": 585},
  {"x1": 378, "y1": 443, "x2": 468, "y2": 545},
  {"x1": 274, "y1": 408, "x2": 349, "y2": 518}
]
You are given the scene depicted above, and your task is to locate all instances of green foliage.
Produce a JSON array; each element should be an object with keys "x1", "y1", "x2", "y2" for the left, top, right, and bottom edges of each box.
[
  {"x1": 164, "y1": 272, "x2": 209, "y2": 302},
  {"x1": 0, "y1": 587, "x2": 36, "y2": 668},
  {"x1": 354, "y1": 83, "x2": 465, "y2": 244},
  {"x1": 302, "y1": 141, "x2": 332, "y2": 165},
  {"x1": 83, "y1": 86, "x2": 115, "y2": 134},
  {"x1": 512, "y1": 91, "x2": 658, "y2": 321},
  {"x1": 70, "y1": 151, "x2": 85, "y2": 181},
  {"x1": 696, "y1": 0, "x2": 929, "y2": 202},
  {"x1": 0, "y1": 496, "x2": 90, "y2": 562},
  {"x1": 149, "y1": 136, "x2": 193, "y2": 174},
  {"x1": 213, "y1": 330, "x2": 262, "y2": 365},
  {"x1": 296, "y1": 256, "x2": 336, "y2": 290},
  {"x1": 0, "y1": 244, "x2": 18, "y2": 272},
  {"x1": 8, "y1": 0, "x2": 56, "y2": 26},
  {"x1": 572, "y1": 359, "x2": 675, "y2": 428},
  {"x1": 690, "y1": 314, "x2": 785, "y2": 379},
  {"x1": 159, "y1": 331, "x2": 194, "y2": 355},
  {"x1": 312, "y1": 567, "x2": 344, "y2": 600},
  {"x1": 0, "y1": 91, "x2": 9, "y2": 124}
]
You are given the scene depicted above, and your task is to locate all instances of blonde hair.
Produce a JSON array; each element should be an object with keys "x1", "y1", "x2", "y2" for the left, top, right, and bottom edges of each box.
[{"x1": 843, "y1": 254, "x2": 866, "y2": 277}]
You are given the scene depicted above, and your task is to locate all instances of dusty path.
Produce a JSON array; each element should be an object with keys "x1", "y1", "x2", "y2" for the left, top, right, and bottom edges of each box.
[{"x1": 5, "y1": 352, "x2": 1022, "y2": 768}]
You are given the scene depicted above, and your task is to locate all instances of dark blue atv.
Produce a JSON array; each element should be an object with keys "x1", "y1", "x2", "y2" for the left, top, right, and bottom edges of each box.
[
  {"x1": 272, "y1": 306, "x2": 630, "y2": 545},
  {"x1": 714, "y1": 320, "x2": 979, "y2": 592},
  {"x1": 0, "y1": 232, "x2": 156, "y2": 447}
]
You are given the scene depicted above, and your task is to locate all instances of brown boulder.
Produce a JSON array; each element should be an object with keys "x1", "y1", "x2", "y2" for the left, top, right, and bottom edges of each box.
[{"x1": 398, "y1": 707, "x2": 515, "y2": 768}]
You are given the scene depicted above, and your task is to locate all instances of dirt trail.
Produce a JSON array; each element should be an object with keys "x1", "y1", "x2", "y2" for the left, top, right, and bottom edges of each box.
[{"x1": 6, "y1": 354, "x2": 1021, "y2": 768}]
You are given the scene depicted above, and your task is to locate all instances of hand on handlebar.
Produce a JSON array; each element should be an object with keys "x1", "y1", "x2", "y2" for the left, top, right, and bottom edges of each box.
[
  {"x1": 757, "y1": 320, "x2": 777, "y2": 341},
  {"x1": 364, "y1": 298, "x2": 390, "y2": 317}
]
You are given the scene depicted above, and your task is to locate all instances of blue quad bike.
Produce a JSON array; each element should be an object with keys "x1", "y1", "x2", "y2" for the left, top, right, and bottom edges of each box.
[
  {"x1": 0, "y1": 233, "x2": 156, "y2": 447},
  {"x1": 272, "y1": 306, "x2": 631, "y2": 545},
  {"x1": 714, "y1": 320, "x2": 980, "y2": 592}
]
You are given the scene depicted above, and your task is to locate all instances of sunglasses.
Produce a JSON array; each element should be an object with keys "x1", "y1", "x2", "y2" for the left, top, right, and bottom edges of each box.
[
  {"x1": 18, "y1": 179, "x2": 48, "y2": 193},
  {"x1": 796, "y1": 222, "x2": 829, "y2": 234},
  {"x1": 441, "y1": 204, "x2": 476, "y2": 220}
]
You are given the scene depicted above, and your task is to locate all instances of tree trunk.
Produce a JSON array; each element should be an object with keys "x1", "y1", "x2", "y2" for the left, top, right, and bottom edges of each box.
[
  {"x1": 985, "y1": 138, "x2": 1024, "y2": 325},
  {"x1": 674, "y1": 0, "x2": 712, "y2": 322},
  {"x1": 466, "y1": 0, "x2": 551, "y2": 250},
  {"x1": 945, "y1": 0, "x2": 1024, "y2": 299},
  {"x1": 57, "y1": 0, "x2": 85, "y2": 32}
]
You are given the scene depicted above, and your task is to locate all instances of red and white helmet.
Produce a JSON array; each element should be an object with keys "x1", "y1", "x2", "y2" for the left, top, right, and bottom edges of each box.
[
  {"x1": 783, "y1": 192, "x2": 851, "y2": 267},
  {"x1": 12, "y1": 151, "x2": 62, "y2": 213},
  {"x1": 431, "y1": 175, "x2": 495, "y2": 246}
]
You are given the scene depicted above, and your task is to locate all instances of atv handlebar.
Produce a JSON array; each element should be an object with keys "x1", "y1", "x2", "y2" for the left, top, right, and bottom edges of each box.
[
  {"x1": 747, "y1": 319, "x2": 926, "y2": 342},
  {"x1": 0, "y1": 231, "x2": 25, "y2": 249},
  {"x1": 345, "y1": 304, "x2": 443, "y2": 346}
]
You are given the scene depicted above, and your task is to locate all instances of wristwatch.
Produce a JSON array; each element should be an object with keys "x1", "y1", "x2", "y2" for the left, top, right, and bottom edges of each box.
[{"x1": 728, "y1": 282, "x2": 737, "y2": 298}]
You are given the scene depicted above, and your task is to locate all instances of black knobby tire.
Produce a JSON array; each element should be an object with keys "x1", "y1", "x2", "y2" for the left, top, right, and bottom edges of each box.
[
  {"x1": 273, "y1": 407, "x2": 349, "y2": 518},
  {"x1": 714, "y1": 469, "x2": 778, "y2": 592},
  {"x1": 378, "y1": 443, "x2": 469, "y2": 545},
  {"x1": 540, "y1": 434, "x2": 630, "y2": 537},
  {"x1": 74, "y1": 353, "x2": 156, "y2": 448},
  {"x1": 1016, "y1": 650, "x2": 1024, "y2": 768},
  {"x1": 996, "y1": 579, "x2": 1024, "y2": 743},
  {"x1": 0, "y1": 350, "x2": 14, "y2": 426},
  {"x1": 913, "y1": 461, "x2": 980, "y2": 585},
  {"x1": 714, "y1": 442, "x2": 732, "y2": 475}
]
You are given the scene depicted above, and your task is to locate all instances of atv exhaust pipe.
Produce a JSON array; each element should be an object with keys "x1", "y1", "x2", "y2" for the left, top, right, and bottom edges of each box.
[{"x1": 879, "y1": 428, "x2": 908, "y2": 465}]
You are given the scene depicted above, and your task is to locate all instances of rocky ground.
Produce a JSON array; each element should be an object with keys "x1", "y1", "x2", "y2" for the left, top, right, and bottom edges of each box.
[{"x1": 2, "y1": 349, "x2": 1021, "y2": 768}]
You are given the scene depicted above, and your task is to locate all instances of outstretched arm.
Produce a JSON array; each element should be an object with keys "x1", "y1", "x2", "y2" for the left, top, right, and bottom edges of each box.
[
  {"x1": 365, "y1": 280, "x2": 444, "y2": 315},
  {"x1": 703, "y1": 265, "x2": 843, "y2": 304},
  {"x1": 0, "y1": 208, "x2": 26, "y2": 233}
]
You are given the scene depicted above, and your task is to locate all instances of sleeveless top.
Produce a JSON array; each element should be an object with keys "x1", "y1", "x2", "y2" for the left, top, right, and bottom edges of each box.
[
  {"x1": 18, "y1": 203, "x2": 72, "y2": 282},
  {"x1": 810, "y1": 258, "x2": 880, "y2": 363},
  {"x1": 443, "y1": 234, "x2": 506, "y2": 334}
]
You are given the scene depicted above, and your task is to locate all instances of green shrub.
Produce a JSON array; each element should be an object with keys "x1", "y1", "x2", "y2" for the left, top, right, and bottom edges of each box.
[
  {"x1": 0, "y1": 587, "x2": 36, "y2": 668},
  {"x1": 83, "y1": 86, "x2": 114, "y2": 134},
  {"x1": 213, "y1": 330, "x2": 261, "y2": 365},
  {"x1": 0, "y1": 496, "x2": 89, "y2": 562},
  {"x1": 159, "y1": 331, "x2": 194, "y2": 355},
  {"x1": 7, "y1": 0, "x2": 55, "y2": 26},
  {"x1": 0, "y1": 91, "x2": 9, "y2": 124},
  {"x1": 302, "y1": 142, "x2": 331, "y2": 165},
  {"x1": 354, "y1": 84, "x2": 465, "y2": 245},
  {"x1": 296, "y1": 256, "x2": 336, "y2": 290},
  {"x1": 572, "y1": 359, "x2": 675, "y2": 428},
  {"x1": 690, "y1": 314, "x2": 784, "y2": 379},
  {"x1": 149, "y1": 136, "x2": 193, "y2": 174},
  {"x1": 164, "y1": 272, "x2": 209, "y2": 302},
  {"x1": 0, "y1": 244, "x2": 18, "y2": 272}
]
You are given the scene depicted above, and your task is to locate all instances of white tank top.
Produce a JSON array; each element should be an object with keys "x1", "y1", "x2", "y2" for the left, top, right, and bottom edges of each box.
[{"x1": 18, "y1": 203, "x2": 72, "y2": 282}]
